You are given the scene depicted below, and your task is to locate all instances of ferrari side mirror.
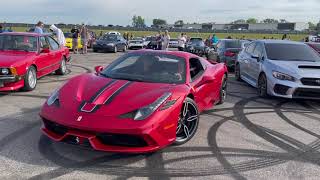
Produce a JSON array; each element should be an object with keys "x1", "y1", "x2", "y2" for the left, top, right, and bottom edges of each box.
[{"x1": 95, "y1": 66, "x2": 104, "y2": 74}]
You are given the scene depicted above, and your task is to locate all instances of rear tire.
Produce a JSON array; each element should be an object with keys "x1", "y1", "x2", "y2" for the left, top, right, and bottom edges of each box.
[
  {"x1": 113, "y1": 46, "x2": 117, "y2": 53},
  {"x1": 23, "y1": 66, "x2": 37, "y2": 91},
  {"x1": 258, "y1": 73, "x2": 268, "y2": 98},
  {"x1": 93, "y1": 49, "x2": 98, "y2": 52},
  {"x1": 55, "y1": 58, "x2": 67, "y2": 75},
  {"x1": 174, "y1": 97, "x2": 199, "y2": 145}
]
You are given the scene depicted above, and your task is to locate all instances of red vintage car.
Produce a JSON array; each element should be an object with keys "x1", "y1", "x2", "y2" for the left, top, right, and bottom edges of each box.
[
  {"x1": 0, "y1": 32, "x2": 71, "y2": 91},
  {"x1": 40, "y1": 50, "x2": 228, "y2": 153}
]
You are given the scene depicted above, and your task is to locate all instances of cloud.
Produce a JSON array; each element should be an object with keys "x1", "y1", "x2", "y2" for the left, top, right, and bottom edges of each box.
[{"x1": 0, "y1": 0, "x2": 319, "y2": 25}]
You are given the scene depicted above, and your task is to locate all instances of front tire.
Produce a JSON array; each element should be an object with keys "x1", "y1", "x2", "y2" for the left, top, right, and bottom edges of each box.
[
  {"x1": 23, "y1": 66, "x2": 37, "y2": 91},
  {"x1": 174, "y1": 97, "x2": 199, "y2": 145},
  {"x1": 258, "y1": 73, "x2": 268, "y2": 98},
  {"x1": 55, "y1": 58, "x2": 67, "y2": 75},
  {"x1": 217, "y1": 74, "x2": 227, "y2": 105},
  {"x1": 113, "y1": 46, "x2": 117, "y2": 53},
  {"x1": 235, "y1": 63, "x2": 242, "y2": 81},
  {"x1": 123, "y1": 45, "x2": 127, "y2": 52}
]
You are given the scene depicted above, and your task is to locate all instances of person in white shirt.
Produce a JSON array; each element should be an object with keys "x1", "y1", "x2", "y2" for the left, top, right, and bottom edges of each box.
[
  {"x1": 49, "y1": 24, "x2": 66, "y2": 46},
  {"x1": 178, "y1": 33, "x2": 187, "y2": 51},
  {"x1": 162, "y1": 30, "x2": 170, "y2": 50}
]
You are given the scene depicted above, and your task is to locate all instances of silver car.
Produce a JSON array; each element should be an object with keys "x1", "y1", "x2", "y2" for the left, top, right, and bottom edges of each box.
[{"x1": 235, "y1": 40, "x2": 320, "y2": 99}]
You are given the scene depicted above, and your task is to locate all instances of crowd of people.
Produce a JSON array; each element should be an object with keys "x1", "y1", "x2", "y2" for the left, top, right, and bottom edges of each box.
[{"x1": 32, "y1": 21, "x2": 92, "y2": 54}]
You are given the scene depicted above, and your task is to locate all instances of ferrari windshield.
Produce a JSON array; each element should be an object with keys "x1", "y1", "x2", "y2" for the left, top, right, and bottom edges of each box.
[
  {"x1": 101, "y1": 53, "x2": 186, "y2": 84},
  {"x1": 0, "y1": 35, "x2": 38, "y2": 52}
]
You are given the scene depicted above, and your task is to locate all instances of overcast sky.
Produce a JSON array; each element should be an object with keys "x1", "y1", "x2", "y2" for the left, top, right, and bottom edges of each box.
[{"x1": 1, "y1": 0, "x2": 319, "y2": 25}]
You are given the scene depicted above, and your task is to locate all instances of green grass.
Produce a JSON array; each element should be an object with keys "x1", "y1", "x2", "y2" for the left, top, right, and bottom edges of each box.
[{"x1": 12, "y1": 26, "x2": 307, "y2": 41}]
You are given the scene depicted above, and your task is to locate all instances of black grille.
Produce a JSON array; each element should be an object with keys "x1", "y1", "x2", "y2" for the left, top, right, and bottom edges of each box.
[
  {"x1": 293, "y1": 88, "x2": 320, "y2": 99},
  {"x1": 298, "y1": 66, "x2": 320, "y2": 69},
  {"x1": 43, "y1": 119, "x2": 68, "y2": 136},
  {"x1": 63, "y1": 136, "x2": 92, "y2": 148},
  {"x1": 274, "y1": 84, "x2": 290, "y2": 95},
  {"x1": 301, "y1": 78, "x2": 320, "y2": 86},
  {"x1": 96, "y1": 133, "x2": 148, "y2": 147}
]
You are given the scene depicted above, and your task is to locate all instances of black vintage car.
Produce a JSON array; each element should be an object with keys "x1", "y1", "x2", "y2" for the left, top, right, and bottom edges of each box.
[
  {"x1": 93, "y1": 34, "x2": 127, "y2": 53},
  {"x1": 185, "y1": 38, "x2": 209, "y2": 57}
]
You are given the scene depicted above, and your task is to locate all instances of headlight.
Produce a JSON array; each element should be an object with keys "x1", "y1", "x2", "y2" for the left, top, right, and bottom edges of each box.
[
  {"x1": 107, "y1": 43, "x2": 115, "y2": 46},
  {"x1": 272, "y1": 71, "x2": 295, "y2": 81},
  {"x1": 0, "y1": 68, "x2": 9, "y2": 75},
  {"x1": 47, "y1": 89, "x2": 59, "y2": 106},
  {"x1": 134, "y1": 92, "x2": 172, "y2": 121}
]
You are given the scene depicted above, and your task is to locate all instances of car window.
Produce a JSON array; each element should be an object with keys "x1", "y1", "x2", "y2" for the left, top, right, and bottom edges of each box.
[
  {"x1": 189, "y1": 58, "x2": 204, "y2": 82},
  {"x1": 253, "y1": 43, "x2": 264, "y2": 57},
  {"x1": 47, "y1": 37, "x2": 59, "y2": 50},
  {"x1": 246, "y1": 43, "x2": 256, "y2": 54},
  {"x1": 40, "y1": 37, "x2": 49, "y2": 49},
  {"x1": 0, "y1": 35, "x2": 38, "y2": 52},
  {"x1": 216, "y1": 41, "x2": 223, "y2": 49},
  {"x1": 265, "y1": 43, "x2": 320, "y2": 62},
  {"x1": 225, "y1": 40, "x2": 241, "y2": 48}
]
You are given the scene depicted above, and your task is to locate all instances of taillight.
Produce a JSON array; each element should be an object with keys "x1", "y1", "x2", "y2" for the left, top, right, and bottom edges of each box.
[{"x1": 224, "y1": 51, "x2": 235, "y2": 57}]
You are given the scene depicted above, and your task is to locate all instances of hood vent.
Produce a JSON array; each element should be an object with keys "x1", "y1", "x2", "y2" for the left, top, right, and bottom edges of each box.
[{"x1": 298, "y1": 66, "x2": 320, "y2": 69}]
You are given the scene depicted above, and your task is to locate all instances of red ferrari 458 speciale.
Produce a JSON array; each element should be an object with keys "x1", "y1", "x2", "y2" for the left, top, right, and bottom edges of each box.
[{"x1": 40, "y1": 50, "x2": 228, "y2": 153}]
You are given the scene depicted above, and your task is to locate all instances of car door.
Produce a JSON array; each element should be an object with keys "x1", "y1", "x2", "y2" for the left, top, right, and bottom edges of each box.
[
  {"x1": 250, "y1": 43, "x2": 265, "y2": 84},
  {"x1": 47, "y1": 36, "x2": 62, "y2": 71},
  {"x1": 242, "y1": 42, "x2": 256, "y2": 81},
  {"x1": 216, "y1": 41, "x2": 225, "y2": 62},
  {"x1": 189, "y1": 57, "x2": 213, "y2": 110},
  {"x1": 35, "y1": 36, "x2": 55, "y2": 77}
]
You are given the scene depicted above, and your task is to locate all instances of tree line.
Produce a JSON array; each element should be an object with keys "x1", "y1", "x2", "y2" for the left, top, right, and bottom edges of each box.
[{"x1": 131, "y1": 15, "x2": 320, "y2": 31}]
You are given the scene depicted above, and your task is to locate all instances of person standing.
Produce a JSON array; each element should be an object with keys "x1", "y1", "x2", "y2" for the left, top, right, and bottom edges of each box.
[
  {"x1": 205, "y1": 35, "x2": 212, "y2": 47},
  {"x1": 156, "y1": 31, "x2": 162, "y2": 50},
  {"x1": 178, "y1": 33, "x2": 187, "y2": 51},
  {"x1": 282, "y1": 34, "x2": 288, "y2": 40},
  {"x1": 212, "y1": 34, "x2": 219, "y2": 44},
  {"x1": 34, "y1": 21, "x2": 44, "y2": 34},
  {"x1": 71, "y1": 26, "x2": 80, "y2": 54},
  {"x1": 162, "y1": 30, "x2": 170, "y2": 50},
  {"x1": 80, "y1": 23, "x2": 89, "y2": 54},
  {"x1": 49, "y1": 24, "x2": 66, "y2": 46}
]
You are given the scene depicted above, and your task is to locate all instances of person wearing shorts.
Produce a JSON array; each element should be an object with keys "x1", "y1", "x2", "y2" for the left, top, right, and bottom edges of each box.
[
  {"x1": 71, "y1": 26, "x2": 80, "y2": 53},
  {"x1": 80, "y1": 24, "x2": 88, "y2": 54}
]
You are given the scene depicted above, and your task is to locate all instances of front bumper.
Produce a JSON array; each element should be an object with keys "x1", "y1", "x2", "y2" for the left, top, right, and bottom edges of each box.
[
  {"x1": 0, "y1": 75, "x2": 24, "y2": 91},
  {"x1": 93, "y1": 44, "x2": 115, "y2": 52},
  {"x1": 267, "y1": 75, "x2": 320, "y2": 100},
  {"x1": 39, "y1": 102, "x2": 181, "y2": 153}
]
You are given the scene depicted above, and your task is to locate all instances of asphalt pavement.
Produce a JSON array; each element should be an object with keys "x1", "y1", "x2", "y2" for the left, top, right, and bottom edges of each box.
[{"x1": 1, "y1": 50, "x2": 320, "y2": 180}]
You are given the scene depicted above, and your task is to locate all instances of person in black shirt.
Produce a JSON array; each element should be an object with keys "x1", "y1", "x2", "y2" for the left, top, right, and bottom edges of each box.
[{"x1": 71, "y1": 26, "x2": 80, "y2": 53}]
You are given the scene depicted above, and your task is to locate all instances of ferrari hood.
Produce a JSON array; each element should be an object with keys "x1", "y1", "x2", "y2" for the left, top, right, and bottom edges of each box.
[
  {"x1": 58, "y1": 73, "x2": 177, "y2": 116},
  {"x1": 0, "y1": 51, "x2": 35, "y2": 67}
]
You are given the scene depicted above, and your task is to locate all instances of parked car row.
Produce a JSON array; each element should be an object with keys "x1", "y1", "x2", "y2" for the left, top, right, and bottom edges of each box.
[{"x1": 1, "y1": 31, "x2": 320, "y2": 154}]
